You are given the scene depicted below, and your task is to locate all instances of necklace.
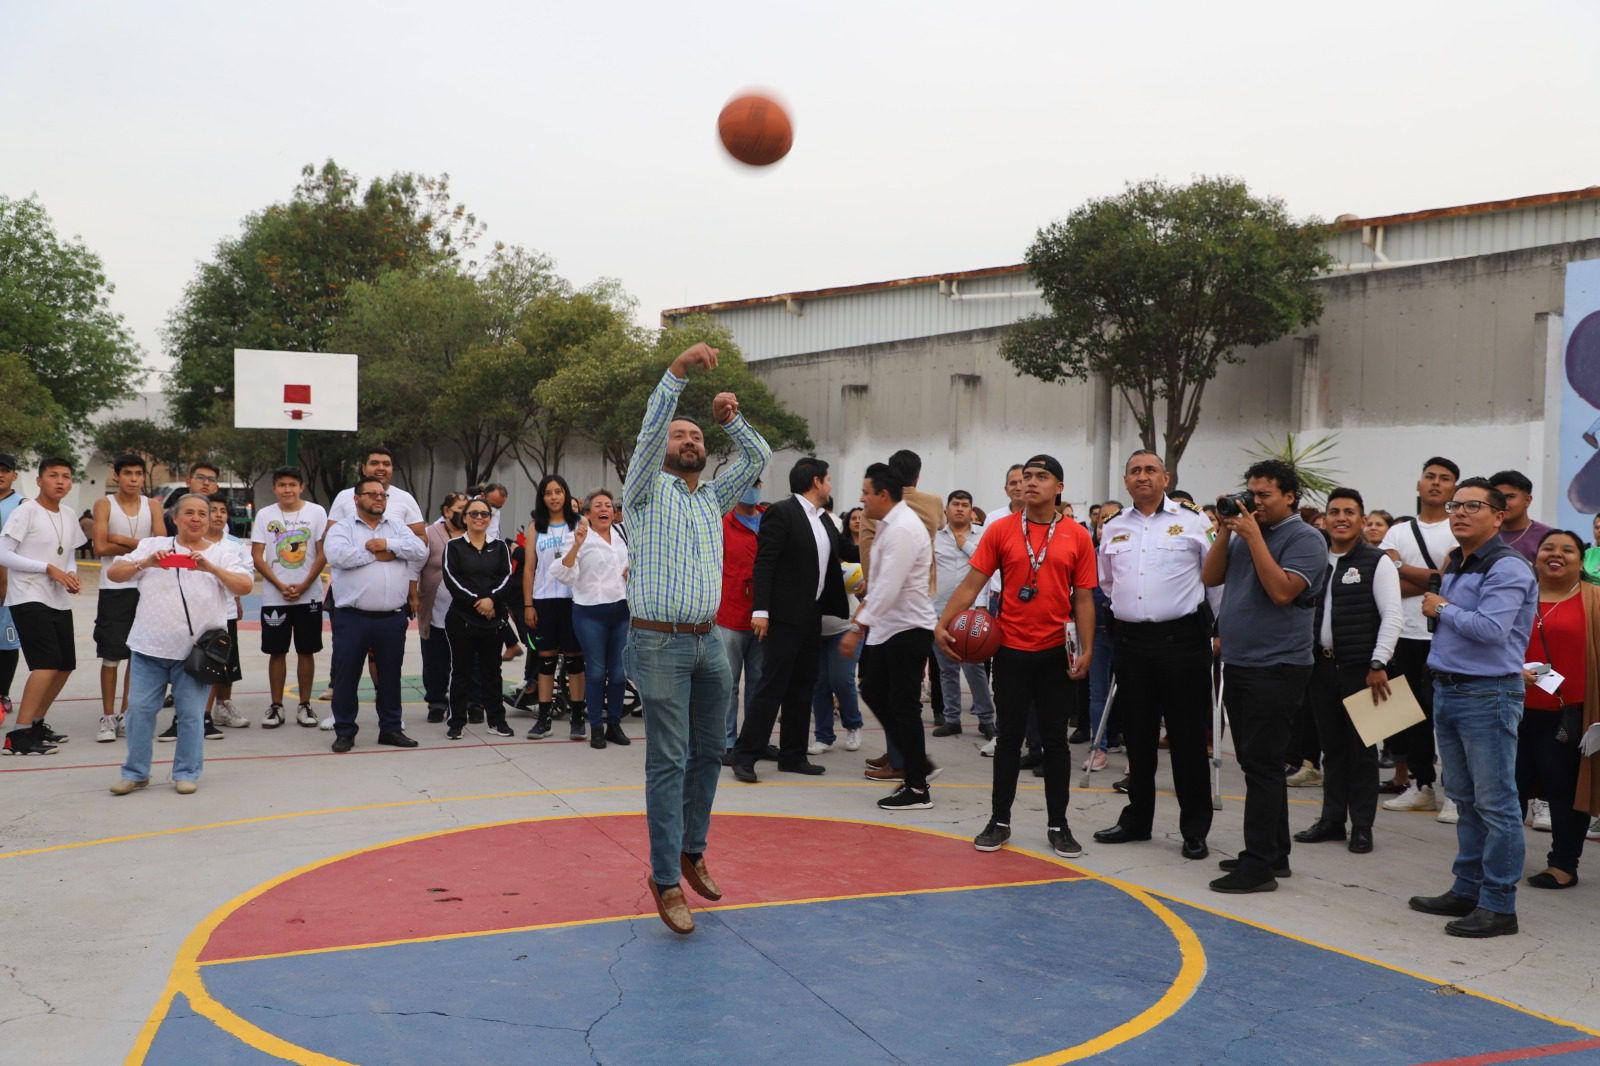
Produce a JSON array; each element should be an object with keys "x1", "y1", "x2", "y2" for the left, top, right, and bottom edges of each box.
[
  {"x1": 44, "y1": 506, "x2": 64, "y2": 556},
  {"x1": 1503, "y1": 524, "x2": 1537, "y2": 550},
  {"x1": 1539, "y1": 581, "x2": 1582, "y2": 605}
]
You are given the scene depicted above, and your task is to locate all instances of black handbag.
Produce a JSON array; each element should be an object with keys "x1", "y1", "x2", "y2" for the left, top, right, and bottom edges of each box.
[{"x1": 173, "y1": 546, "x2": 234, "y2": 683}]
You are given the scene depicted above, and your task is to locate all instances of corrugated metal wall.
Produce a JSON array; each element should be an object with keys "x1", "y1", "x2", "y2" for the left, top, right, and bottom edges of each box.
[{"x1": 1325, "y1": 200, "x2": 1600, "y2": 267}]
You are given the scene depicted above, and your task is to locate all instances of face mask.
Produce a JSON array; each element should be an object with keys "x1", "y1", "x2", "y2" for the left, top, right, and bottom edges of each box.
[
  {"x1": 739, "y1": 487, "x2": 762, "y2": 507},
  {"x1": 449, "y1": 513, "x2": 465, "y2": 530}
]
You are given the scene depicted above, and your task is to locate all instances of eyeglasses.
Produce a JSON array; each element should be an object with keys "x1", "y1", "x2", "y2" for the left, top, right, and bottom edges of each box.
[
  {"x1": 192, "y1": 474, "x2": 218, "y2": 484},
  {"x1": 358, "y1": 491, "x2": 389, "y2": 499},
  {"x1": 1443, "y1": 500, "x2": 1500, "y2": 515},
  {"x1": 464, "y1": 510, "x2": 492, "y2": 519}
]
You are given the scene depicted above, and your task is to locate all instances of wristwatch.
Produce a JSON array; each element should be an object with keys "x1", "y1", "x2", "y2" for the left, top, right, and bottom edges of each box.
[{"x1": 1369, "y1": 660, "x2": 1386, "y2": 672}]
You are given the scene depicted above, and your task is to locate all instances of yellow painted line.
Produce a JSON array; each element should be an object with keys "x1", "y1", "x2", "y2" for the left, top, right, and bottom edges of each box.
[
  {"x1": 1143, "y1": 889, "x2": 1600, "y2": 1039},
  {"x1": 130, "y1": 812, "x2": 1205, "y2": 1066}
]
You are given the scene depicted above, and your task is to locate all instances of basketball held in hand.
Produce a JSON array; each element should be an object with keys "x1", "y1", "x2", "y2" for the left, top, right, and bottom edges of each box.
[
  {"x1": 948, "y1": 608, "x2": 1002, "y2": 663},
  {"x1": 718, "y1": 93, "x2": 793, "y2": 167}
]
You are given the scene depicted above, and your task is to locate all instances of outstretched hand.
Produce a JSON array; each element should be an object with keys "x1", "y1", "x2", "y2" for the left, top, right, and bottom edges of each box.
[{"x1": 670, "y1": 342, "x2": 719, "y2": 378}]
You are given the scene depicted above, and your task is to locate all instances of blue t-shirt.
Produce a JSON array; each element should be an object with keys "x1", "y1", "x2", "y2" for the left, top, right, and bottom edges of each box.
[{"x1": 1217, "y1": 514, "x2": 1328, "y2": 668}]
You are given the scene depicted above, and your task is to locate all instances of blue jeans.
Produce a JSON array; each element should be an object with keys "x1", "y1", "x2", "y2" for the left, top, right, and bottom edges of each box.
[
  {"x1": 1087, "y1": 625, "x2": 1115, "y2": 751},
  {"x1": 1434, "y1": 675, "x2": 1525, "y2": 914},
  {"x1": 122, "y1": 652, "x2": 210, "y2": 783},
  {"x1": 812, "y1": 630, "x2": 865, "y2": 743},
  {"x1": 572, "y1": 601, "x2": 630, "y2": 726},
  {"x1": 931, "y1": 643, "x2": 994, "y2": 726},
  {"x1": 626, "y1": 628, "x2": 731, "y2": 887},
  {"x1": 717, "y1": 625, "x2": 763, "y2": 749}
]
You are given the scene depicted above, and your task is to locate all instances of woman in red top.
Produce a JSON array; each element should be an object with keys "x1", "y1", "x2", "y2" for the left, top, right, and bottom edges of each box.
[{"x1": 1518, "y1": 529, "x2": 1595, "y2": 889}]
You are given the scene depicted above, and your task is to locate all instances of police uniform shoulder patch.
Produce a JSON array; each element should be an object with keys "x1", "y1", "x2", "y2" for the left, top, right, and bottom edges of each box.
[
  {"x1": 1177, "y1": 499, "x2": 1205, "y2": 516},
  {"x1": 1109, "y1": 532, "x2": 1131, "y2": 545}
]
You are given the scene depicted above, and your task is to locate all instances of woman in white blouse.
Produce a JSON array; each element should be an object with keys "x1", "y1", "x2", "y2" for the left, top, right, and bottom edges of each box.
[{"x1": 552, "y1": 490, "x2": 630, "y2": 750}]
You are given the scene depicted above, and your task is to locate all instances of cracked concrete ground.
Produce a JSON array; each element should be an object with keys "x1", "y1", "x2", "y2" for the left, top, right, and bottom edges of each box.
[{"x1": 2, "y1": 584, "x2": 1598, "y2": 1063}]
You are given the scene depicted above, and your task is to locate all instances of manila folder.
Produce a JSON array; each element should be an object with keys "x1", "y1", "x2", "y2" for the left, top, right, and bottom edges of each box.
[{"x1": 1344, "y1": 681, "x2": 1426, "y2": 749}]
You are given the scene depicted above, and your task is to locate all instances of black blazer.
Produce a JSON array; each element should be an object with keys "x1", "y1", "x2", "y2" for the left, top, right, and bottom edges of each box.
[{"x1": 751, "y1": 497, "x2": 849, "y2": 626}]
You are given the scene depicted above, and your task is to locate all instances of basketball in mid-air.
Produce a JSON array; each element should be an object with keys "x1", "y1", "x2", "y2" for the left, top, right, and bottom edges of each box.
[
  {"x1": 718, "y1": 93, "x2": 793, "y2": 167},
  {"x1": 947, "y1": 608, "x2": 1002, "y2": 664}
]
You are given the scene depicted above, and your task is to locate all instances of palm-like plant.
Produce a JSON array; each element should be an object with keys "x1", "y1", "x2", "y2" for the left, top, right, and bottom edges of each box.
[{"x1": 1246, "y1": 433, "x2": 1341, "y2": 507}]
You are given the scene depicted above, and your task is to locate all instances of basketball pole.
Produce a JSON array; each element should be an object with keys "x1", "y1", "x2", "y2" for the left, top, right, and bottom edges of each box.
[{"x1": 286, "y1": 428, "x2": 299, "y2": 468}]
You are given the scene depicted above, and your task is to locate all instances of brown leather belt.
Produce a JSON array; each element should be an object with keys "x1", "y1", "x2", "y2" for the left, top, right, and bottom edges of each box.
[{"x1": 631, "y1": 618, "x2": 714, "y2": 635}]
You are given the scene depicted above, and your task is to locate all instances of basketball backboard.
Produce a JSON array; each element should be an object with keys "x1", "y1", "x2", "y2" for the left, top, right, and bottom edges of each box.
[{"x1": 233, "y1": 349, "x2": 359, "y2": 431}]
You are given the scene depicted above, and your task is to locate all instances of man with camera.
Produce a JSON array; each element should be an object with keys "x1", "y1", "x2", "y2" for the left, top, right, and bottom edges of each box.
[
  {"x1": 1408, "y1": 479, "x2": 1537, "y2": 938},
  {"x1": 1202, "y1": 460, "x2": 1328, "y2": 893}
]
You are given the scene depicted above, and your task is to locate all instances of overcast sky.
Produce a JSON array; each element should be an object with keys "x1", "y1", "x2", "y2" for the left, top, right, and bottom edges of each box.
[{"x1": 4, "y1": 1, "x2": 1597, "y2": 383}]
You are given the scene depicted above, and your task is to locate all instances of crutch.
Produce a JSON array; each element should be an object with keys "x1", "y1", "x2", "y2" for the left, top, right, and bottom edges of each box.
[
  {"x1": 1079, "y1": 678, "x2": 1118, "y2": 789},
  {"x1": 1211, "y1": 667, "x2": 1225, "y2": 811}
]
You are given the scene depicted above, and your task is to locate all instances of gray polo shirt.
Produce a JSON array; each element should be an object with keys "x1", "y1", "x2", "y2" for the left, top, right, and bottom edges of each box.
[{"x1": 1217, "y1": 514, "x2": 1328, "y2": 668}]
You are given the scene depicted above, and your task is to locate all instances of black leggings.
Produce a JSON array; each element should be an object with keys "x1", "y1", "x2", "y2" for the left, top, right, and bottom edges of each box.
[
  {"x1": 1516, "y1": 708, "x2": 1591, "y2": 876},
  {"x1": 446, "y1": 613, "x2": 505, "y2": 729},
  {"x1": 0, "y1": 648, "x2": 16, "y2": 698}
]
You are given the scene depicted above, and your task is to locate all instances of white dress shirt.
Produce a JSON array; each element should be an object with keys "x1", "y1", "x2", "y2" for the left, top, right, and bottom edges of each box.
[
  {"x1": 856, "y1": 501, "x2": 936, "y2": 645},
  {"x1": 551, "y1": 530, "x2": 630, "y2": 606},
  {"x1": 324, "y1": 514, "x2": 428, "y2": 610},
  {"x1": 1320, "y1": 548, "x2": 1404, "y2": 664},
  {"x1": 1097, "y1": 496, "x2": 1211, "y2": 623},
  {"x1": 751, "y1": 494, "x2": 833, "y2": 621}
]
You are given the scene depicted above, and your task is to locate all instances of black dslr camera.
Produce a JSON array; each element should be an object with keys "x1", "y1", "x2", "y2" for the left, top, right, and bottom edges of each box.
[{"x1": 1215, "y1": 491, "x2": 1255, "y2": 519}]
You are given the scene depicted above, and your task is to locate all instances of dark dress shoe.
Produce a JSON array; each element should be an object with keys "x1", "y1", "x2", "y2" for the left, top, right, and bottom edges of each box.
[
  {"x1": 1210, "y1": 869, "x2": 1278, "y2": 894},
  {"x1": 731, "y1": 762, "x2": 758, "y2": 783},
  {"x1": 378, "y1": 731, "x2": 419, "y2": 748},
  {"x1": 1445, "y1": 907, "x2": 1518, "y2": 938},
  {"x1": 1182, "y1": 838, "x2": 1209, "y2": 861},
  {"x1": 1408, "y1": 891, "x2": 1477, "y2": 917},
  {"x1": 604, "y1": 722, "x2": 631, "y2": 746},
  {"x1": 1378, "y1": 779, "x2": 1409, "y2": 795},
  {"x1": 931, "y1": 723, "x2": 962, "y2": 737},
  {"x1": 590, "y1": 733, "x2": 606, "y2": 749},
  {"x1": 1019, "y1": 750, "x2": 1043, "y2": 770},
  {"x1": 978, "y1": 721, "x2": 996, "y2": 739},
  {"x1": 1219, "y1": 857, "x2": 1291, "y2": 879},
  {"x1": 1348, "y1": 826, "x2": 1373, "y2": 854},
  {"x1": 1093, "y1": 825, "x2": 1151, "y2": 845},
  {"x1": 1068, "y1": 726, "x2": 1090, "y2": 744},
  {"x1": 1294, "y1": 820, "x2": 1347, "y2": 844},
  {"x1": 331, "y1": 736, "x2": 355, "y2": 753},
  {"x1": 758, "y1": 744, "x2": 781, "y2": 762},
  {"x1": 1112, "y1": 775, "x2": 1131, "y2": 794},
  {"x1": 1031, "y1": 763, "x2": 1045, "y2": 777},
  {"x1": 1528, "y1": 870, "x2": 1578, "y2": 889},
  {"x1": 778, "y1": 760, "x2": 826, "y2": 775},
  {"x1": 720, "y1": 751, "x2": 735, "y2": 767}
]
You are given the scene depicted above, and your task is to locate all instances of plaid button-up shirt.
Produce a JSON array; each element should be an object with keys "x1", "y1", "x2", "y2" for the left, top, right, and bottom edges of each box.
[{"x1": 623, "y1": 370, "x2": 770, "y2": 624}]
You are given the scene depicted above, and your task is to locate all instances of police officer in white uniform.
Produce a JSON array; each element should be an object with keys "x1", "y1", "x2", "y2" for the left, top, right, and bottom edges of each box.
[{"x1": 1091, "y1": 450, "x2": 1216, "y2": 859}]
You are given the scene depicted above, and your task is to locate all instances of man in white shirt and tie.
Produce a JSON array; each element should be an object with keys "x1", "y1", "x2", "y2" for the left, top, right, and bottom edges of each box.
[
  {"x1": 324, "y1": 476, "x2": 427, "y2": 752},
  {"x1": 843, "y1": 462, "x2": 938, "y2": 811}
]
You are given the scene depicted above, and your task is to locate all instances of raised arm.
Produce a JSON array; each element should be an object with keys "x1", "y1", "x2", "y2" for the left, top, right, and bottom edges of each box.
[{"x1": 710, "y1": 405, "x2": 772, "y2": 515}]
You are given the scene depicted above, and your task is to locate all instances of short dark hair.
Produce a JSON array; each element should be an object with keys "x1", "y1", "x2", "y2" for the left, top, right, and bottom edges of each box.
[
  {"x1": 484, "y1": 482, "x2": 508, "y2": 497},
  {"x1": 207, "y1": 492, "x2": 229, "y2": 506},
  {"x1": 188, "y1": 460, "x2": 219, "y2": 477},
  {"x1": 670, "y1": 415, "x2": 704, "y2": 434},
  {"x1": 1538, "y1": 528, "x2": 1585, "y2": 554},
  {"x1": 354, "y1": 476, "x2": 385, "y2": 497},
  {"x1": 947, "y1": 489, "x2": 973, "y2": 505},
  {"x1": 1423, "y1": 456, "x2": 1461, "y2": 480},
  {"x1": 788, "y1": 457, "x2": 830, "y2": 495},
  {"x1": 887, "y1": 449, "x2": 922, "y2": 485},
  {"x1": 1489, "y1": 469, "x2": 1533, "y2": 495},
  {"x1": 1169, "y1": 489, "x2": 1194, "y2": 503},
  {"x1": 37, "y1": 456, "x2": 73, "y2": 476},
  {"x1": 1006, "y1": 464, "x2": 1024, "y2": 476},
  {"x1": 1455, "y1": 477, "x2": 1507, "y2": 510},
  {"x1": 864, "y1": 462, "x2": 904, "y2": 502},
  {"x1": 112, "y1": 452, "x2": 145, "y2": 475},
  {"x1": 1244, "y1": 459, "x2": 1300, "y2": 504},
  {"x1": 1124, "y1": 449, "x2": 1164, "y2": 473},
  {"x1": 271, "y1": 466, "x2": 304, "y2": 484},
  {"x1": 1326, "y1": 487, "x2": 1364, "y2": 512},
  {"x1": 362, "y1": 446, "x2": 394, "y2": 465}
]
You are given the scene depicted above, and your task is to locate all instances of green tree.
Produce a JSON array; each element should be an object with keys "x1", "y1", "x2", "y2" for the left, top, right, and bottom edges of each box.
[
  {"x1": 0, "y1": 196, "x2": 142, "y2": 440},
  {"x1": 0, "y1": 353, "x2": 70, "y2": 460},
  {"x1": 1000, "y1": 176, "x2": 1331, "y2": 486},
  {"x1": 90, "y1": 416, "x2": 187, "y2": 476},
  {"x1": 538, "y1": 316, "x2": 812, "y2": 483},
  {"x1": 164, "y1": 160, "x2": 483, "y2": 499}
]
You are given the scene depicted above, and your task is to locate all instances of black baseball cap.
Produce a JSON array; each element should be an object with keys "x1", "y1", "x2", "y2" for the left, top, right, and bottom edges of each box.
[
  {"x1": 0, "y1": 453, "x2": 17, "y2": 471},
  {"x1": 1022, "y1": 454, "x2": 1064, "y2": 482}
]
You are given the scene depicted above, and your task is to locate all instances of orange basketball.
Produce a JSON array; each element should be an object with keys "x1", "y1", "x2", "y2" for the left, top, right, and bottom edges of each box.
[
  {"x1": 718, "y1": 93, "x2": 793, "y2": 167},
  {"x1": 948, "y1": 608, "x2": 1003, "y2": 664}
]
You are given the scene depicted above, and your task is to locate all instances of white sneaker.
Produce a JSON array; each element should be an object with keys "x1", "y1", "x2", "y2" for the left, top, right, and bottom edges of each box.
[
  {"x1": 96, "y1": 715, "x2": 118, "y2": 743},
  {"x1": 296, "y1": 703, "x2": 319, "y2": 727},
  {"x1": 1436, "y1": 798, "x2": 1459, "y2": 824},
  {"x1": 1286, "y1": 761, "x2": 1323, "y2": 787},
  {"x1": 1530, "y1": 798, "x2": 1553, "y2": 832},
  {"x1": 843, "y1": 728, "x2": 862, "y2": 752},
  {"x1": 807, "y1": 740, "x2": 833, "y2": 756},
  {"x1": 212, "y1": 700, "x2": 250, "y2": 728},
  {"x1": 1381, "y1": 783, "x2": 1438, "y2": 812},
  {"x1": 319, "y1": 715, "x2": 336, "y2": 731},
  {"x1": 1586, "y1": 815, "x2": 1600, "y2": 841},
  {"x1": 979, "y1": 737, "x2": 997, "y2": 758},
  {"x1": 116, "y1": 714, "x2": 126, "y2": 738}
]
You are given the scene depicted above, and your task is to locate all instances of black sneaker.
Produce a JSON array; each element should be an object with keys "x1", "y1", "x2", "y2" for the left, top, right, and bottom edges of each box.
[
  {"x1": 510, "y1": 686, "x2": 538, "y2": 711},
  {"x1": 426, "y1": 704, "x2": 447, "y2": 724},
  {"x1": 262, "y1": 704, "x2": 286, "y2": 729},
  {"x1": 3, "y1": 728, "x2": 56, "y2": 756},
  {"x1": 204, "y1": 716, "x2": 224, "y2": 740},
  {"x1": 158, "y1": 720, "x2": 178, "y2": 743},
  {"x1": 877, "y1": 784, "x2": 933, "y2": 811},
  {"x1": 1049, "y1": 827, "x2": 1083, "y2": 859},
  {"x1": 569, "y1": 711, "x2": 587, "y2": 740},
  {"x1": 487, "y1": 722, "x2": 514, "y2": 738},
  {"x1": 467, "y1": 705, "x2": 485, "y2": 725},
  {"x1": 34, "y1": 720, "x2": 67, "y2": 744},
  {"x1": 446, "y1": 723, "x2": 464, "y2": 740},
  {"x1": 526, "y1": 708, "x2": 553, "y2": 739},
  {"x1": 974, "y1": 819, "x2": 1012, "y2": 852},
  {"x1": 978, "y1": 720, "x2": 996, "y2": 740}
]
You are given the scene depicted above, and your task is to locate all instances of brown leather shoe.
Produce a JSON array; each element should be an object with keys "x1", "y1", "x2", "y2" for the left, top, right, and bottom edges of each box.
[
  {"x1": 864, "y1": 764, "x2": 904, "y2": 781},
  {"x1": 680, "y1": 854, "x2": 723, "y2": 901},
  {"x1": 865, "y1": 753, "x2": 889, "y2": 768},
  {"x1": 648, "y1": 879, "x2": 694, "y2": 935}
]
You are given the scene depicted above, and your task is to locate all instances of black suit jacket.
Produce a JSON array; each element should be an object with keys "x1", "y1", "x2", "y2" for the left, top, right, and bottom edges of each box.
[{"x1": 751, "y1": 497, "x2": 849, "y2": 626}]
